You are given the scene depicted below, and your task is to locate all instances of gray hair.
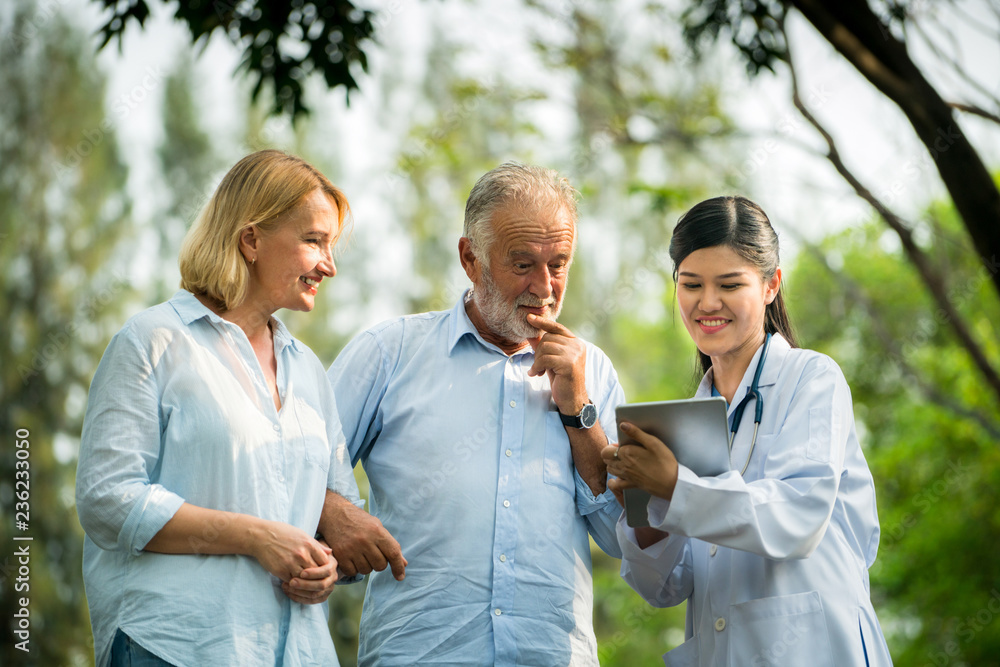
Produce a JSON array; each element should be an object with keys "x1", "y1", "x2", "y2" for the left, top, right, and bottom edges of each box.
[{"x1": 463, "y1": 162, "x2": 578, "y2": 266}]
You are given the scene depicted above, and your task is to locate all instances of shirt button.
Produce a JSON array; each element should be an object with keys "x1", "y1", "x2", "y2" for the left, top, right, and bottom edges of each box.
[
  {"x1": 499, "y1": 554, "x2": 507, "y2": 562},
  {"x1": 509, "y1": 400, "x2": 516, "y2": 408},
  {"x1": 494, "y1": 608, "x2": 502, "y2": 616},
  {"x1": 503, "y1": 499, "x2": 510, "y2": 508},
  {"x1": 505, "y1": 449, "x2": 512, "y2": 457},
  {"x1": 709, "y1": 544, "x2": 718, "y2": 556},
  {"x1": 715, "y1": 617, "x2": 726, "y2": 632},
  {"x1": 272, "y1": 424, "x2": 280, "y2": 432}
]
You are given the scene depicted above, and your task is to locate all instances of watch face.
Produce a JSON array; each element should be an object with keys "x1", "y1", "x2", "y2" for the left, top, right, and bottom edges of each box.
[{"x1": 580, "y1": 403, "x2": 598, "y2": 428}]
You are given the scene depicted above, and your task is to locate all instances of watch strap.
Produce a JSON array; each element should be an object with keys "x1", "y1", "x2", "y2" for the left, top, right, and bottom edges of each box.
[{"x1": 559, "y1": 410, "x2": 583, "y2": 428}]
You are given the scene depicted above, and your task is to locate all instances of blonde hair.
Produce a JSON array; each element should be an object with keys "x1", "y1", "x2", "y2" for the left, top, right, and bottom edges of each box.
[{"x1": 179, "y1": 150, "x2": 350, "y2": 311}]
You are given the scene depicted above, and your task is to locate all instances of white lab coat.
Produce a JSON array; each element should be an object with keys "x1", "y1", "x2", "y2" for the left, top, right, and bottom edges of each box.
[{"x1": 619, "y1": 334, "x2": 893, "y2": 666}]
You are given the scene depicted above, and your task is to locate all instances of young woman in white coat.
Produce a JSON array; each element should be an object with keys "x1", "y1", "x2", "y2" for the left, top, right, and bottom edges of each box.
[{"x1": 602, "y1": 196, "x2": 892, "y2": 666}]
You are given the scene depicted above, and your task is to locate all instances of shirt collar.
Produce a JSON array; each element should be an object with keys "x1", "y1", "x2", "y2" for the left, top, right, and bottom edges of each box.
[
  {"x1": 170, "y1": 290, "x2": 217, "y2": 325},
  {"x1": 446, "y1": 289, "x2": 533, "y2": 358},
  {"x1": 169, "y1": 290, "x2": 303, "y2": 354},
  {"x1": 447, "y1": 290, "x2": 484, "y2": 355},
  {"x1": 269, "y1": 316, "x2": 302, "y2": 354}
]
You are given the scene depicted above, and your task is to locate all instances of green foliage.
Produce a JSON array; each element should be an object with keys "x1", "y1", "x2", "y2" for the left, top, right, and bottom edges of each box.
[
  {"x1": 680, "y1": 0, "x2": 921, "y2": 76},
  {"x1": 592, "y1": 549, "x2": 688, "y2": 664},
  {"x1": 787, "y1": 206, "x2": 1000, "y2": 664},
  {"x1": 0, "y1": 5, "x2": 137, "y2": 665},
  {"x1": 155, "y1": 53, "x2": 226, "y2": 302},
  {"x1": 92, "y1": 0, "x2": 377, "y2": 119},
  {"x1": 391, "y1": 34, "x2": 550, "y2": 315},
  {"x1": 682, "y1": 0, "x2": 788, "y2": 74}
]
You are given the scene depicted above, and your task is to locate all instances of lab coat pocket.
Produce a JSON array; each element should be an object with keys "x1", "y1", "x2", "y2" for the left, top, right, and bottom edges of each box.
[
  {"x1": 662, "y1": 635, "x2": 699, "y2": 666},
  {"x1": 728, "y1": 590, "x2": 834, "y2": 667},
  {"x1": 543, "y1": 412, "x2": 576, "y2": 494}
]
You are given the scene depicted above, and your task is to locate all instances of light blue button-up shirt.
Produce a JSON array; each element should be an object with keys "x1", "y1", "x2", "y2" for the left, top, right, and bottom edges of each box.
[
  {"x1": 327, "y1": 294, "x2": 625, "y2": 666},
  {"x1": 76, "y1": 291, "x2": 358, "y2": 667}
]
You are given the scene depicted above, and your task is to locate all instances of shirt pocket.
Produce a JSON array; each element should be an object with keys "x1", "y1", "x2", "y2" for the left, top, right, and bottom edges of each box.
[
  {"x1": 728, "y1": 590, "x2": 834, "y2": 667},
  {"x1": 543, "y1": 411, "x2": 576, "y2": 495},
  {"x1": 286, "y1": 395, "x2": 332, "y2": 475},
  {"x1": 662, "y1": 635, "x2": 699, "y2": 666},
  {"x1": 302, "y1": 438, "x2": 332, "y2": 475}
]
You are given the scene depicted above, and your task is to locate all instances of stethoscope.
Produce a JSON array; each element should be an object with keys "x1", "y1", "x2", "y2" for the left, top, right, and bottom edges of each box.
[{"x1": 728, "y1": 332, "x2": 771, "y2": 476}]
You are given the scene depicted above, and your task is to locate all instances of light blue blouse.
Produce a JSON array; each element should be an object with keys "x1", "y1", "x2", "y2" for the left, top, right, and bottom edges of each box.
[
  {"x1": 327, "y1": 294, "x2": 626, "y2": 666},
  {"x1": 76, "y1": 291, "x2": 358, "y2": 667}
]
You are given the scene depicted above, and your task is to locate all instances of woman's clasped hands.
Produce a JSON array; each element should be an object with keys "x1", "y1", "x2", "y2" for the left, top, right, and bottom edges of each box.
[{"x1": 251, "y1": 519, "x2": 340, "y2": 605}]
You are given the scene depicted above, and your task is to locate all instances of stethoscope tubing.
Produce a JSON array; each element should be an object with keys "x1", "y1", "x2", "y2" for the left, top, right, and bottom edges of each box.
[{"x1": 728, "y1": 332, "x2": 772, "y2": 476}]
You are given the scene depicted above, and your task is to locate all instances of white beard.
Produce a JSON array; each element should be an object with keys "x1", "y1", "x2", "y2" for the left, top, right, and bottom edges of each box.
[{"x1": 472, "y1": 268, "x2": 563, "y2": 343}]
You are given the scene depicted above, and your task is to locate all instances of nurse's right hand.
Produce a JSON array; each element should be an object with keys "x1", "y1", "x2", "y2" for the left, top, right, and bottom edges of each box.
[{"x1": 605, "y1": 422, "x2": 680, "y2": 501}]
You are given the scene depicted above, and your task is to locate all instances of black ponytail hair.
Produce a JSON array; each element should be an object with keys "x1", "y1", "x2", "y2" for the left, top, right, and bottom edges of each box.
[{"x1": 668, "y1": 195, "x2": 798, "y2": 374}]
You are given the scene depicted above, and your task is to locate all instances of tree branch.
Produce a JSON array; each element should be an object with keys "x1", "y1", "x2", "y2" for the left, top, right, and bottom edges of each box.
[
  {"x1": 788, "y1": 55, "x2": 1000, "y2": 409},
  {"x1": 910, "y1": 17, "x2": 1000, "y2": 117},
  {"x1": 948, "y1": 102, "x2": 1000, "y2": 126},
  {"x1": 795, "y1": 238, "x2": 1000, "y2": 440}
]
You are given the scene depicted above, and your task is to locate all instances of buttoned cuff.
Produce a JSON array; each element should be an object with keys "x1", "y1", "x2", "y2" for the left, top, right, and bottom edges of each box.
[
  {"x1": 616, "y1": 512, "x2": 687, "y2": 567},
  {"x1": 646, "y1": 495, "x2": 672, "y2": 528}
]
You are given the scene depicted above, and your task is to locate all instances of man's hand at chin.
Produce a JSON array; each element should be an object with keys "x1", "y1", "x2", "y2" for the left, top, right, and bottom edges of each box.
[{"x1": 525, "y1": 314, "x2": 588, "y2": 414}]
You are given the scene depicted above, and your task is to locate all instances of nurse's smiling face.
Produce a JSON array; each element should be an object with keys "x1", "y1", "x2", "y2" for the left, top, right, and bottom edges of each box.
[{"x1": 677, "y1": 244, "x2": 780, "y2": 368}]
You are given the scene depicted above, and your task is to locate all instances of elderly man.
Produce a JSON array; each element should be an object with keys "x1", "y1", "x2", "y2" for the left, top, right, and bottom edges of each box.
[{"x1": 323, "y1": 162, "x2": 625, "y2": 666}]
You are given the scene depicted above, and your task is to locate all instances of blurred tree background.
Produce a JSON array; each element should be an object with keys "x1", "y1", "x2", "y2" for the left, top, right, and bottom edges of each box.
[
  {"x1": 0, "y1": 5, "x2": 137, "y2": 665},
  {"x1": 2, "y1": 0, "x2": 999, "y2": 665}
]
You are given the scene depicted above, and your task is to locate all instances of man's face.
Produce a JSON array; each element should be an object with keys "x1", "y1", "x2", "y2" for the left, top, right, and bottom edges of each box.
[{"x1": 471, "y1": 201, "x2": 575, "y2": 342}]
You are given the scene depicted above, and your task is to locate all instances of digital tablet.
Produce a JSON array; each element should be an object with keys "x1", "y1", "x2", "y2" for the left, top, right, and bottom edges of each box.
[{"x1": 615, "y1": 397, "x2": 730, "y2": 527}]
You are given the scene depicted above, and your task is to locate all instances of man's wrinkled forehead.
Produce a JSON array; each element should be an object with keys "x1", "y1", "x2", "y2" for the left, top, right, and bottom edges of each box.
[{"x1": 489, "y1": 199, "x2": 576, "y2": 250}]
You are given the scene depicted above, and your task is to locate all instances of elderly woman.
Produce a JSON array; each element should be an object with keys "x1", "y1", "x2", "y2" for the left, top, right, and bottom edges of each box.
[{"x1": 76, "y1": 150, "x2": 358, "y2": 666}]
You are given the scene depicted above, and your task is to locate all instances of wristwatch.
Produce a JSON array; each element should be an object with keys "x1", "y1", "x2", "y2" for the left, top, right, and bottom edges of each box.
[{"x1": 559, "y1": 402, "x2": 598, "y2": 429}]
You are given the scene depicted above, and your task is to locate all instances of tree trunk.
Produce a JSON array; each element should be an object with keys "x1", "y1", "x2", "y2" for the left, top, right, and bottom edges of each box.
[{"x1": 789, "y1": 0, "x2": 1000, "y2": 299}]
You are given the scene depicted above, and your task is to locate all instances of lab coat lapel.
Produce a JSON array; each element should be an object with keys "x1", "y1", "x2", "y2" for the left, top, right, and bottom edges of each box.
[
  {"x1": 730, "y1": 334, "x2": 790, "y2": 410},
  {"x1": 756, "y1": 333, "x2": 789, "y2": 390}
]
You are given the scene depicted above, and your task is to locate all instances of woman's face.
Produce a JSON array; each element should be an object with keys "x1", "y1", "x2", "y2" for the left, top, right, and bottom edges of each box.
[
  {"x1": 676, "y1": 244, "x2": 780, "y2": 366},
  {"x1": 245, "y1": 189, "x2": 340, "y2": 314}
]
